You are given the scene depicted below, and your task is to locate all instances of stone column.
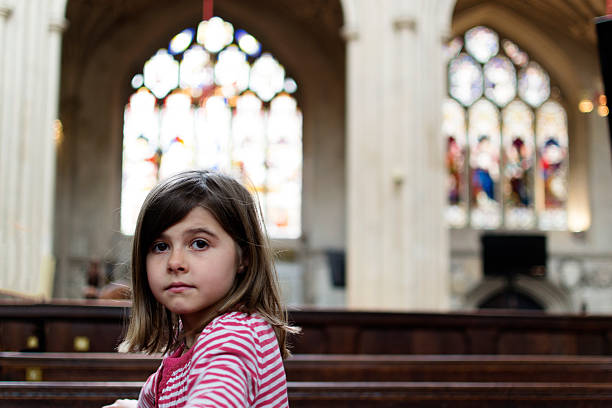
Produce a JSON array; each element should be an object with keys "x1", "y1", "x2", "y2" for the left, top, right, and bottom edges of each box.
[
  {"x1": 342, "y1": 0, "x2": 455, "y2": 310},
  {"x1": 0, "y1": 3, "x2": 13, "y2": 297},
  {"x1": 0, "y1": 0, "x2": 67, "y2": 298}
]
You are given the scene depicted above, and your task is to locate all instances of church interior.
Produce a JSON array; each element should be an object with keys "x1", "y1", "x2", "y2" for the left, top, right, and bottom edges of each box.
[{"x1": 1, "y1": 0, "x2": 612, "y2": 405}]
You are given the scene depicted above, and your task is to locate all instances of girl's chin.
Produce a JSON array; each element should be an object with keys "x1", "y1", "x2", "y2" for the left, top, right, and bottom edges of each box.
[
  {"x1": 164, "y1": 303, "x2": 198, "y2": 315},
  {"x1": 163, "y1": 302, "x2": 215, "y2": 322},
  {"x1": 168, "y1": 306, "x2": 195, "y2": 315}
]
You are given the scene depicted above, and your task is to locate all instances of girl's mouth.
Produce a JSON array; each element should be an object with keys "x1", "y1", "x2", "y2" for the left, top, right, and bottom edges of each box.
[{"x1": 166, "y1": 282, "x2": 195, "y2": 293}]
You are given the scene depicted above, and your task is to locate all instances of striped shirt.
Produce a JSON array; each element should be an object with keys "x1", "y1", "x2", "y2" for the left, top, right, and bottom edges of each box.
[{"x1": 137, "y1": 312, "x2": 288, "y2": 408}]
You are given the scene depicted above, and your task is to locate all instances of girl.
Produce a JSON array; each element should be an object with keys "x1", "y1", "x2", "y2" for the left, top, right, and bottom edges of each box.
[{"x1": 104, "y1": 170, "x2": 298, "y2": 408}]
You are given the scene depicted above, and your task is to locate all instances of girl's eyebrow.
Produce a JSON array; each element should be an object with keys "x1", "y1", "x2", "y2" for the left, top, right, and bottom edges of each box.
[
  {"x1": 184, "y1": 227, "x2": 218, "y2": 239},
  {"x1": 157, "y1": 227, "x2": 218, "y2": 240}
]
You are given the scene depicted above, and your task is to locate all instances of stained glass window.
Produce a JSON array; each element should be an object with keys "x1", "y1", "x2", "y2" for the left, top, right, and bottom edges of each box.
[
  {"x1": 121, "y1": 17, "x2": 302, "y2": 238},
  {"x1": 442, "y1": 25, "x2": 568, "y2": 230}
]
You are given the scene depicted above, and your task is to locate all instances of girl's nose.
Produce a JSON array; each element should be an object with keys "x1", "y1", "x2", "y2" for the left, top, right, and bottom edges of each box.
[{"x1": 167, "y1": 249, "x2": 187, "y2": 273}]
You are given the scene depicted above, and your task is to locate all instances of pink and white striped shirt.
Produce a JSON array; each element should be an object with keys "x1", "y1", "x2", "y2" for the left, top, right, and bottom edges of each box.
[{"x1": 137, "y1": 312, "x2": 289, "y2": 408}]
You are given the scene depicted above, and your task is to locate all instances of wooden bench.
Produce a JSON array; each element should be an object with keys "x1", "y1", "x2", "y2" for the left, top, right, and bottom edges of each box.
[
  {"x1": 1, "y1": 381, "x2": 612, "y2": 407},
  {"x1": 3, "y1": 301, "x2": 612, "y2": 354},
  {"x1": 0, "y1": 352, "x2": 160, "y2": 381},
  {"x1": 3, "y1": 352, "x2": 612, "y2": 383},
  {"x1": 286, "y1": 354, "x2": 612, "y2": 383}
]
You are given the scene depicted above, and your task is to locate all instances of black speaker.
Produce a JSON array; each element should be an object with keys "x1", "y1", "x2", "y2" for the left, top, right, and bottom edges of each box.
[
  {"x1": 481, "y1": 235, "x2": 547, "y2": 278},
  {"x1": 595, "y1": 16, "x2": 612, "y2": 155},
  {"x1": 325, "y1": 249, "x2": 345, "y2": 287}
]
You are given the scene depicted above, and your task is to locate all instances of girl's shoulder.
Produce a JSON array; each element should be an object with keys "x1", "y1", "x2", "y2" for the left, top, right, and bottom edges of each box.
[
  {"x1": 191, "y1": 311, "x2": 278, "y2": 358},
  {"x1": 206, "y1": 311, "x2": 273, "y2": 336}
]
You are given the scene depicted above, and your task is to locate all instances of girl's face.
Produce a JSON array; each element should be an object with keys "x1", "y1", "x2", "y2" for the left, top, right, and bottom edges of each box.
[{"x1": 146, "y1": 206, "x2": 240, "y2": 331}]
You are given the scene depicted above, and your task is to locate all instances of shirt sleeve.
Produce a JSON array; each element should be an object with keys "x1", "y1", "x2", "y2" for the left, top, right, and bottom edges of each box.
[
  {"x1": 185, "y1": 320, "x2": 260, "y2": 407},
  {"x1": 137, "y1": 366, "x2": 160, "y2": 408}
]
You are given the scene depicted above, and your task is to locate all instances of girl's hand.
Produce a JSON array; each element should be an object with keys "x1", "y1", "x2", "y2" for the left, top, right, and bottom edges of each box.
[{"x1": 102, "y1": 399, "x2": 138, "y2": 408}]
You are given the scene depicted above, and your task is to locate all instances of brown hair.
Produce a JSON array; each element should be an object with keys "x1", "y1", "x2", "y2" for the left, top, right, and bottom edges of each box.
[{"x1": 119, "y1": 170, "x2": 299, "y2": 357}]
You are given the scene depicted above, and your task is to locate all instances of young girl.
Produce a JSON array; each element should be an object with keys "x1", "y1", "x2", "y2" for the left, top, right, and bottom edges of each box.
[{"x1": 104, "y1": 170, "x2": 298, "y2": 408}]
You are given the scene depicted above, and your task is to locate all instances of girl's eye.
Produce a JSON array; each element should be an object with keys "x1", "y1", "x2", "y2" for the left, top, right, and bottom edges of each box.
[
  {"x1": 191, "y1": 239, "x2": 209, "y2": 250},
  {"x1": 151, "y1": 242, "x2": 169, "y2": 253}
]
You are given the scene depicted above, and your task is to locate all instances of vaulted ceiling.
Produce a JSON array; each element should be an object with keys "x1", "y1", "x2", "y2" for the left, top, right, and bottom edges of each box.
[
  {"x1": 62, "y1": 0, "x2": 344, "y2": 68},
  {"x1": 454, "y1": 0, "x2": 607, "y2": 45}
]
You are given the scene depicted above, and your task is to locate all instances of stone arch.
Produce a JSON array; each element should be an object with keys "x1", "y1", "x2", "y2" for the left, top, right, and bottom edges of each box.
[{"x1": 464, "y1": 275, "x2": 572, "y2": 313}]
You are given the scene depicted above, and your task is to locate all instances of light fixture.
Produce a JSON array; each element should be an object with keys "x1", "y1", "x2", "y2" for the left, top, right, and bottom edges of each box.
[
  {"x1": 578, "y1": 98, "x2": 593, "y2": 113},
  {"x1": 578, "y1": 90, "x2": 607, "y2": 116}
]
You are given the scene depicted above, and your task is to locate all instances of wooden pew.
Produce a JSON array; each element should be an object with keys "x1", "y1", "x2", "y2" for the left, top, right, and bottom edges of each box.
[
  {"x1": 0, "y1": 352, "x2": 160, "y2": 381},
  {"x1": 1, "y1": 381, "x2": 612, "y2": 407},
  {"x1": 3, "y1": 301, "x2": 612, "y2": 355},
  {"x1": 286, "y1": 354, "x2": 612, "y2": 383},
  {"x1": 3, "y1": 352, "x2": 612, "y2": 383}
]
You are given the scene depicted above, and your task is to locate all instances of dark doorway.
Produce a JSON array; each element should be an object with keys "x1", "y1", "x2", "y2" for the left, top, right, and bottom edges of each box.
[{"x1": 479, "y1": 288, "x2": 544, "y2": 310}]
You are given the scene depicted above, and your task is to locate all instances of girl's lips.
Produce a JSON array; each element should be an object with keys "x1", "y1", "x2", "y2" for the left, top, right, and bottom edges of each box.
[{"x1": 166, "y1": 283, "x2": 194, "y2": 293}]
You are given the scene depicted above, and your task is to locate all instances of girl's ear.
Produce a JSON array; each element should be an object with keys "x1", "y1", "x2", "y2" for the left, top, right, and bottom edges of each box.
[
  {"x1": 235, "y1": 244, "x2": 246, "y2": 273},
  {"x1": 237, "y1": 256, "x2": 248, "y2": 273}
]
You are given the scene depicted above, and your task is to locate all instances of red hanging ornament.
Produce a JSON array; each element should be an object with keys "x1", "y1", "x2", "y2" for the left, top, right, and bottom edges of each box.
[{"x1": 203, "y1": 0, "x2": 213, "y2": 21}]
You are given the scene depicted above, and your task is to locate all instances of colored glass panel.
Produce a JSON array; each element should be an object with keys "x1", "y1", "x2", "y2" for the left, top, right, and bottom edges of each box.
[
  {"x1": 121, "y1": 89, "x2": 160, "y2": 235},
  {"x1": 194, "y1": 96, "x2": 231, "y2": 171},
  {"x1": 465, "y1": 26, "x2": 499, "y2": 63},
  {"x1": 214, "y1": 45, "x2": 250, "y2": 97},
  {"x1": 169, "y1": 28, "x2": 194, "y2": 55},
  {"x1": 502, "y1": 100, "x2": 535, "y2": 228},
  {"x1": 231, "y1": 92, "x2": 266, "y2": 189},
  {"x1": 236, "y1": 29, "x2": 261, "y2": 56},
  {"x1": 442, "y1": 98, "x2": 468, "y2": 227},
  {"x1": 266, "y1": 94, "x2": 303, "y2": 238},
  {"x1": 443, "y1": 37, "x2": 463, "y2": 63},
  {"x1": 179, "y1": 45, "x2": 213, "y2": 92},
  {"x1": 484, "y1": 56, "x2": 516, "y2": 107},
  {"x1": 449, "y1": 53, "x2": 483, "y2": 106},
  {"x1": 536, "y1": 100, "x2": 568, "y2": 230},
  {"x1": 158, "y1": 91, "x2": 194, "y2": 179},
  {"x1": 518, "y1": 61, "x2": 550, "y2": 108},
  {"x1": 468, "y1": 99, "x2": 501, "y2": 229},
  {"x1": 197, "y1": 17, "x2": 233, "y2": 53},
  {"x1": 502, "y1": 39, "x2": 528, "y2": 67},
  {"x1": 250, "y1": 53, "x2": 286, "y2": 102},
  {"x1": 143, "y1": 49, "x2": 179, "y2": 99}
]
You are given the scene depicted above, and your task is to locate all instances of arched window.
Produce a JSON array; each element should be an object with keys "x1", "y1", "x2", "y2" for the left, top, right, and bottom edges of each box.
[
  {"x1": 443, "y1": 26, "x2": 568, "y2": 230},
  {"x1": 121, "y1": 18, "x2": 302, "y2": 238}
]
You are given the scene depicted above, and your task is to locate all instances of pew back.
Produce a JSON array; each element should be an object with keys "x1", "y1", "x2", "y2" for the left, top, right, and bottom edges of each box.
[
  {"x1": 2, "y1": 301, "x2": 612, "y2": 354},
  {"x1": 3, "y1": 352, "x2": 612, "y2": 383}
]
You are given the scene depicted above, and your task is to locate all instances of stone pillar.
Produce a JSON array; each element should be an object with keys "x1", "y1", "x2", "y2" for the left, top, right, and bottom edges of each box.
[
  {"x1": 342, "y1": 0, "x2": 455, "y2": 310},
  {"x1": 0, "y1": 0, "x2": 67, "y2": 298}
]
